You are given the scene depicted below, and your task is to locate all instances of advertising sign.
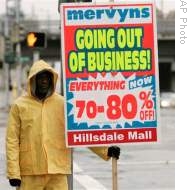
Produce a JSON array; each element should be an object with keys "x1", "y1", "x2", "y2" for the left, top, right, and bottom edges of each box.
[{"x1": 60, "y1": 1, "x2": 160, "y2": 147}]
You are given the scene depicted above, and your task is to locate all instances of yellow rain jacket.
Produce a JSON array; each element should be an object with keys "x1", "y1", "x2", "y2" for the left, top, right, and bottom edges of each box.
[{"x1": 6, "y1": 60, "x2": 109, "y2": 180}]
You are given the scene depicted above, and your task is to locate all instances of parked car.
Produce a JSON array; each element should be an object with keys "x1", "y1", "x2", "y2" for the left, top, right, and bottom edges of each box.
[{"x1": 160, "y1": 92, "x2": 175, "y2": 108}]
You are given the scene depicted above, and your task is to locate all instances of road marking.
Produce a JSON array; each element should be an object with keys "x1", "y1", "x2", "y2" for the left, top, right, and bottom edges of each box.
[
  {"x1": 119, "y1": 160, "x2": 175, "y2": 165},
  {"x1": 73, "y1": 161, "x2": 173, "y2": 190},
  {"x1": 73, "y1": 162, "x2": 107, "y2": 190}
]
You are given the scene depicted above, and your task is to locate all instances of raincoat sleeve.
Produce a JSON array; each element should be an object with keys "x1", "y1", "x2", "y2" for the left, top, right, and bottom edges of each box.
[
  {"x1": 89, "y1": 147, "x2": 110, "y2": 161},
  {"x1": 6, "y1": 104, "x2": 21, "y2": 180}
]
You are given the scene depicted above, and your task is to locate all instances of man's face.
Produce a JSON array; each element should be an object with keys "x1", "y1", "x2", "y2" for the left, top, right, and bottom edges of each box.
[{"x1": 36, "y1": 71, "x2": 52, "y2": 94}]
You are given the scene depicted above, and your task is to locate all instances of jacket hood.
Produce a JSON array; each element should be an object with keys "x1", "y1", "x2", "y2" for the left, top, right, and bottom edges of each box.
[{"x1": 27, "y1": 60, "x2": 58, "y2": 99}]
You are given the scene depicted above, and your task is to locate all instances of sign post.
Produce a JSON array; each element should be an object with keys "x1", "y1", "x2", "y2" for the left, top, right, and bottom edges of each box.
[
  {"x1": 112, "y1": 157, "x2": 117, "y2": 190},
  {"x1": 60, "y1": 0, "x2": 159, "y2": 188},
  {"x1": 109, "y1": 0, "x2": 118, "y2": 188}
]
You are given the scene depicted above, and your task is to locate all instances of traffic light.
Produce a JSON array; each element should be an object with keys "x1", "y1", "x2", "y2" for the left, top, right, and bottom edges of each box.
[
  {"x1": 26, "y1": 32, "x2": 46, "y2": 48},
  {"x1": 11, "y1": 24, "x2": 26, "y2": 43},
  {"x1": 4, "y1": 37, "x2": 15, "y2": 64},
  {"x1": 4, "y1": 37, "x2": 12, "y2": 52}
]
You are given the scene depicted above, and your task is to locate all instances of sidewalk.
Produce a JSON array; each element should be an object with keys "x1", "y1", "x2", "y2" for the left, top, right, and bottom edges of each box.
[
  {"x1": 0, "y1": 105, "x2": 12, "y2": 190},
  {"x1": 0, "y1": 89, "x2": 12, "y2": 189}
]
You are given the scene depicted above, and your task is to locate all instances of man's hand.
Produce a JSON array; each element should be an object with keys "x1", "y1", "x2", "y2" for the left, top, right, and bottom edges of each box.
[
  {"x1": 9, "y1": 179, "x2": 21, "y2": 187},
  {"x1": 107, "y1": 146, "x2": 120, "y2": 159}
]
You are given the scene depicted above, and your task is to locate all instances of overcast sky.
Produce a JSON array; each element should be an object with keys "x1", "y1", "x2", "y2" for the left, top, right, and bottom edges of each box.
[{"x1": 0, "y1": 0, "x2": 175, "y2": 20}]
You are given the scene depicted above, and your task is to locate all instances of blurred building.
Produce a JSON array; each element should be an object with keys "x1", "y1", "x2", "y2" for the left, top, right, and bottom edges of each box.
[
  {"x1": 0, "y1": 8, "x2": 175, "y2": 92},
  {"x1": 156, "y1": 10, "x2": 175, "y2": 92}
]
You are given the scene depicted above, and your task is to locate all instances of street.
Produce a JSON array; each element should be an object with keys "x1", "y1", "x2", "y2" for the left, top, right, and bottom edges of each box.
[
  {"x1": 73, "y1": 108, "x2": 175, "y2": 190},
  {"x1": 0, "y1": 106, "x2": 174, "y2": 190},
  {"x1": 0, "y1": 0, "x2": 175, "y2": 189}
]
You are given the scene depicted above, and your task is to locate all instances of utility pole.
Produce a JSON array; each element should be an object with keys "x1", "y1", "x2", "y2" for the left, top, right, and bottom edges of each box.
[
  {"x1": 161, "y1": 0, "x2": 164, "y2": 13},
  {"x1": 15, "y1": 0, "x2": 22, "y2": 96},
  {"x1": 3, "y1": 0, "x2": 10, "y2": 108},
  {"x1": 33, "y1": 51, "x2": 40, "y2": 62}
]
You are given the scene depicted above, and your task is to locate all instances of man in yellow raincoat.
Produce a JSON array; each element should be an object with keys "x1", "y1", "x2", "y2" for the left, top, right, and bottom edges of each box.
[{"x1": 6, "y1": 60, "x2": 120, "y2": 190}]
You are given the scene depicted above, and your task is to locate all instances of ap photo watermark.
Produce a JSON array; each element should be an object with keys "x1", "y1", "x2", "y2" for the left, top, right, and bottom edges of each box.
[{"x1": 179, "y1": 0, "x2": 188, "y2": 44}]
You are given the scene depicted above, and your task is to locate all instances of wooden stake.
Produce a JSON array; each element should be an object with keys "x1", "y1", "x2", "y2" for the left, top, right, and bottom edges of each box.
[
  {"x1": 112, "y1": 157, "x2": 118, "y2": 190},
  {"x1": 111, "y1": 0, "x2": 116, "y2": 187}
]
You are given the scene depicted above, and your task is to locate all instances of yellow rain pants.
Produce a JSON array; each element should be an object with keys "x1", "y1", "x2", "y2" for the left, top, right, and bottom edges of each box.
[{"x1": 17, "y1": 174, "x2": 68, "y2": 190}]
